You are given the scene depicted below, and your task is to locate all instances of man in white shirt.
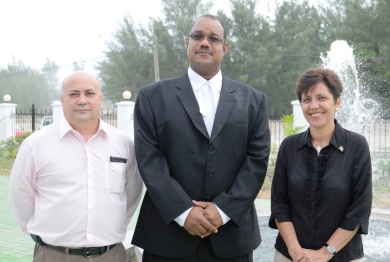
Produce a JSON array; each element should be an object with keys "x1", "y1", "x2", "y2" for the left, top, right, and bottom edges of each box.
[{"x1": 9, "y1": 71, "x2": 143, "y2": 262}]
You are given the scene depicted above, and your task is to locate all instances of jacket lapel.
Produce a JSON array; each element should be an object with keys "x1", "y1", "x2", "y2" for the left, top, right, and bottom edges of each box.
[
  {"x1": 176, "y1": 73, "x2": 209, "y2": 138},
  {"x1": 210, "y1": 77, "x2": 236, "y2": 142}
]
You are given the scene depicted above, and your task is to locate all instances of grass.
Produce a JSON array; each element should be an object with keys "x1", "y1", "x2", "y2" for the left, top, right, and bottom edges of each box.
[{"x1": 0, "y1": 157, "x2": 13, "y2": 176}]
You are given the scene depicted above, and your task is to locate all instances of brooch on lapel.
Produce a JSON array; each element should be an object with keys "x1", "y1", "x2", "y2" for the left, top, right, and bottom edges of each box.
[{"x1": 338, "y1": 146, "x2": 344, "y2": 152}]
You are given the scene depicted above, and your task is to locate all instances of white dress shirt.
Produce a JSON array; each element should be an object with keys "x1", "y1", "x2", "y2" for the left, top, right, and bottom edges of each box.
[
  {"x1": 9, "y1": 118, "x2": 143, "y2": 247},
  {"x1": 174, "y1": 68, "x2": 230, "y2": 227},
  {"x1": 189, "y1": 66, "x2": 221, "y2": 137}
]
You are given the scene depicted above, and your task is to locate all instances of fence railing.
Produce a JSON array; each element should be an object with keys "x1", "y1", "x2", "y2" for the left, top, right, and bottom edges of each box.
[
  {"x1": 341, "y1": 121, "x2": 390, "y2": 159},
  {"x1": 10, "y1": 107, "x2": 117, "y2": 135},
  {"x1": 8, "y1": 106, "x2": 390, "y2": 159},
  {"x1": 100, "y1": 108, "x2": 117, "y2": 127},
  {"x1": 10, "y1": 106, "x2": 52, "y2": 134},
  {"x1": 269, "y1": 120, "x2": 390, "y2": 158}
]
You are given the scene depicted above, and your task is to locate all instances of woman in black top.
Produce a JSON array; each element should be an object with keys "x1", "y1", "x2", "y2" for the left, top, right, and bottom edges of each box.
[{"x1": 269, "y1": 68, "x2": 372, "y2": 262}]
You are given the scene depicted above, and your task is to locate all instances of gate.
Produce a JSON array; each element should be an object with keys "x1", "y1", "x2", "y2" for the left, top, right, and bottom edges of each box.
[
  {"x1": 9, "y1": 105, "x2": 118, "y2": 137},
  {"x1": 10, "y1": 105, "x2": 52, "y2": 135}
]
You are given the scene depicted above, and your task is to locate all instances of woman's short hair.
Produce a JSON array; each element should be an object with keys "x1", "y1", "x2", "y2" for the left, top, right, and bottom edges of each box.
[{"x1": 295, "y1": 68, "x2": 343, "y2": 103}]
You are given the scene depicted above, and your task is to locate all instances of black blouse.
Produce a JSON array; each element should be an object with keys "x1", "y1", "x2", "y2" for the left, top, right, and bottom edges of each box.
[{"x1": 269, "y1": 120, "x2": 372, "y2": 262}]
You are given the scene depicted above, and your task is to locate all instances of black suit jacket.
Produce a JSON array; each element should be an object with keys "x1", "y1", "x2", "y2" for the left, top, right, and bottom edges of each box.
[{"x1": 132, "y1": 72, "x2": 270, "y2": 258}]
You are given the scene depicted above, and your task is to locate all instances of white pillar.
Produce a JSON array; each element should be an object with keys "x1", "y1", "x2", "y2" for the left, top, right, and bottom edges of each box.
[
  {"x1": 51, "y1": 100, "x2": 63, "y2": 123},
  {"x1": 116, "y1": 101, "x2": 135, "y2": 140},
  {"x1": 291, "y1": 100, "x2": 309, "y2": 130},
  {"x1": 0, "y1": 103, "x2": 17, "y2": 141}
]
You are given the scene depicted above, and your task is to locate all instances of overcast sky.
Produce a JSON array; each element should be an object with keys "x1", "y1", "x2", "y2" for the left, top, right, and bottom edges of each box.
[
  {"x1": 0, "y1": 0, "x2": 167, "y2": 78},
  {"x1": 1, "y1": 0, "x2": 321, "y2": 80}
]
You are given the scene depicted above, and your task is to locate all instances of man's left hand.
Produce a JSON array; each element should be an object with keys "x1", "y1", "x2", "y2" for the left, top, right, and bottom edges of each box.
[{"x1": 192, "y1": 200, "x2": 223, "y2": 228}]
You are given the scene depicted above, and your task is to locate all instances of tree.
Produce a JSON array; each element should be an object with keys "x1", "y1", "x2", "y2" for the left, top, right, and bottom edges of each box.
[
  {"x1": 0, "y1": 58, "x2": 58, "y2": 109},
  {"x1": 42, "y1": 58, "x2": 60, "y2": 93},
  {"x1": 218, "y1": 0, "x2": 283, "y2": 117},
  {"x1": 94, "y1": 0, "x2": 390, "y2": 118},
  {"x1": 259, "y1": 1, "x2": 328, "y2": 116},
  {"x1": 95, "y1": 17, "x2": 153, "y2": 103},
  {"x1": 150, "y1": 0, "x2": 214, "y2": 78},
  {"x1": 322, "y1": 0, "x2": 390, "y2": 118},
  {"x1": 95, "y1": 0, "x2": 214, "y2": 103}
]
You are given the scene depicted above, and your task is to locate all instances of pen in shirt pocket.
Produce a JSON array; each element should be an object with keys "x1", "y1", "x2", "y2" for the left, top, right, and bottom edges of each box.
[{"x1": 110, "y1": 156, "x2": 127, "y2": 163}]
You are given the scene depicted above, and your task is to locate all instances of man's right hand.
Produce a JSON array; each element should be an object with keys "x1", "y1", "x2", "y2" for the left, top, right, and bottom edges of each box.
[{"x1": 184, "y1": 206, "x2": 218, "y2": 238}]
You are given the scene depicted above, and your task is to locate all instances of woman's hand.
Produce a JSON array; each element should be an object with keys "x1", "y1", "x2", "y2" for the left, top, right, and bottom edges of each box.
[
  {"x1": 301, "y1": 247, "x2": 333, "y2": 262},
  {"x1": 288, "y1": 246, "x2": 305, "y2": 261}
]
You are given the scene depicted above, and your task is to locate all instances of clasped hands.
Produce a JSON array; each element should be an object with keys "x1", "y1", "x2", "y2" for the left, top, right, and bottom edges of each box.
[
  {"x1": 183, "y1": 200, "x2": 223, "y2": 238},
  {"x1": 290, "y1": 246, "x2": 333, "y2": 262}
]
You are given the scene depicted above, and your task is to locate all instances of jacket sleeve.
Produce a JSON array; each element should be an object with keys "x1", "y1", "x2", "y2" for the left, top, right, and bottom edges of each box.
[
  {"x1": 134, "y1": 88, "x2": 193, "y2": 224},
  {"x1": 212, "y1": 93, "x2": 271, "y2": 226}
]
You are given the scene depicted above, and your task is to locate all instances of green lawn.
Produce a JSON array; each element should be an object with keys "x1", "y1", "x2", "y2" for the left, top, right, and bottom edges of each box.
[{"x1": 0, "y1": 157, "x2": 13, "y2": 176}]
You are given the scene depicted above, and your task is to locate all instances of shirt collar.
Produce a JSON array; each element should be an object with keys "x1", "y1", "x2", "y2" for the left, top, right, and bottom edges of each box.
[
  {"x1": 59, "y1": 118, "x2": 110, "y2": 140},
  {"x1": 188, "y1": 67, "x2": 222, "y2": 93},
  {"x1": 297, "y1": 119, "x2": 346, "y2": 153}
]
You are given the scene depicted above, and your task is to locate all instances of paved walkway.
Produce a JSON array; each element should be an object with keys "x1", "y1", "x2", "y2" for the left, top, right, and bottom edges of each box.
[
  {"x1": 1, "y1": 175, "x2": 389, "y2": 261},
  {"x1": 0, "y1": 176, "x2": 35, "y2": 261}
]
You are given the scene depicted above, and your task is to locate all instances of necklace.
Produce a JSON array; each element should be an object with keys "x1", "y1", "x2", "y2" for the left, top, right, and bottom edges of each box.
[
  {"x1": 315, "y1": 145, "x2": 322, "y2": 155},
  {"x1": 312, "y1": 141, "x2": 326, "y2": 155}
]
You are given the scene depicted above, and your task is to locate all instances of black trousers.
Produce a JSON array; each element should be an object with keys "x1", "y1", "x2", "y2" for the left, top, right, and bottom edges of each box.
[{"x1": 142, "y1": 237, "x2": 253, "y2": 262}]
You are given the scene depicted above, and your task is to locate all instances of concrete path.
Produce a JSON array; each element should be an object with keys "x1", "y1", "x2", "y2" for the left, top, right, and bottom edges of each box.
[{"x1": 0, "y1": 176, "x2": 35, "y2": 262}]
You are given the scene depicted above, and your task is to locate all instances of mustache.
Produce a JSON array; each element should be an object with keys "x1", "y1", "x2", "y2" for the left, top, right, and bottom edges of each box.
[
  {"x1": 75, "y1": 107, "x2": 91, "y2": 111},
  {"x1": 195, "y1": 48, "x2": 213, "y2": 55}
]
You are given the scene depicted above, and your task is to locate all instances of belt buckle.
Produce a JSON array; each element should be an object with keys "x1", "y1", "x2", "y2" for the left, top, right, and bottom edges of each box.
[{"x1": 83, "y1": 247, "x2": 104, "y2": 257}]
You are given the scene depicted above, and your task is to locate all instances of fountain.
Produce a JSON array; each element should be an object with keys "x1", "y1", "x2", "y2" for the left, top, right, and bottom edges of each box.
[
  {"x1": 321, "y1": 40, "x2": 390, "y2": 182},
  {"x1": 321, "y1": 40, "x2": 381, "y2": 135},
  {"x1": 321, "y1": 40, "x2": 390, "y2": 261}
]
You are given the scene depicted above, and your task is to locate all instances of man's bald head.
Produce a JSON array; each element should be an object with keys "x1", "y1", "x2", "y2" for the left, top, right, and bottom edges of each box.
[
  {"x1": 60, "y1": 71, "x2": 103, "y2": 133},
  {"x1": 61, "y1": 71, "x2": 101, "y2": 94}
]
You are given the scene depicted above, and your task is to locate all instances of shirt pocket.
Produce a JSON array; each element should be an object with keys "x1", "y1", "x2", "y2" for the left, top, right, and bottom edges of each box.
[{"x1": 106, "y1": 162, "x2": 126, "y2": 194}]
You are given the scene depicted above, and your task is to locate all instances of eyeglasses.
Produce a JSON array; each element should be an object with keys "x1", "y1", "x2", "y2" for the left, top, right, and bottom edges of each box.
[{"x1": 188, "y1": 33, "x2": 226, "y2": 45}]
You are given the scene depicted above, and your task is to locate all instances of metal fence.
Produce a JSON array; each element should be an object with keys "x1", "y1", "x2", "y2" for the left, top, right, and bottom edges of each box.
[
  {"x1": 341, "y1": 121, "x2": 390, "y2": 159},
  {"x1": 269, "y1": 120, "x2": 390, "y2": 158},
  {"x1": 8, "y1": 106, "x2": 390, "y2": 159},
  {"x1": 100, "y1": 108, "x2": 117, "y2": 127},
  {"x1": 10, "y1": 106, "x2": 117, "y2": 135},
  {"x1": 10, "y1": 105, "x2": 52, "y2": 134}
]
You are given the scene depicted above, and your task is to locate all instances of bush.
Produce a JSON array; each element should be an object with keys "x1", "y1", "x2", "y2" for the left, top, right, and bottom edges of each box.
[
  {"x1": 0, "y1": 132, "x2": 33, "y2": 159},
  {"x1": 374, "y1": 159, "x2": 390, "y2": 186},
  {"x1": 280, "y1": 114, "x2": 305, "y2": 137}
]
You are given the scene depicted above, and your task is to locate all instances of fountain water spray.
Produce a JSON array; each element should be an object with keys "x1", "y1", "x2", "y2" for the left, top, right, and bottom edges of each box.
[
  {"x1": 321, "y1": 41, "x2": 390, "y2": 260},
  {"x1": 321, "y1": 40, "x2": 380, "y2": 135}
]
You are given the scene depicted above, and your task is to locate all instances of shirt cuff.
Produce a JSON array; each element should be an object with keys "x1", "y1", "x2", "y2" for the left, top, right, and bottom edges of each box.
[
  {"x1": 174, "y1": 207, "x2": 193, "y2": 227},
  {"x1": 215, "y1": 204, "x2": 230, "y2": 225}
]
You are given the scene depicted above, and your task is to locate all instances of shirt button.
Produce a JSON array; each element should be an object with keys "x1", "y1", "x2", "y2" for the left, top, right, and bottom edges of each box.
[
  {"x1": 205, "y1": 197, "x2": 211, "y2": 202},
  {"x1": 208, "y1": 146, "x2": 215, "y2": 151},
  {"x1": 208, "y1": 171, "x2": 214, "y2": 177}
]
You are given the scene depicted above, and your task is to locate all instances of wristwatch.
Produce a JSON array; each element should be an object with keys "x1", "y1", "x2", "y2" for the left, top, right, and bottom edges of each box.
[{"x1": 325, "y1": 244, "x2": 337, "y2": 256}]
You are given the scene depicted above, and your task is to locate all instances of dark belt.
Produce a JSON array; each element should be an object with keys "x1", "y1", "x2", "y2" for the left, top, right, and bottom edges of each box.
[{"x1": 31, "y1": 234, "x2": 118, "y2": 257}]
